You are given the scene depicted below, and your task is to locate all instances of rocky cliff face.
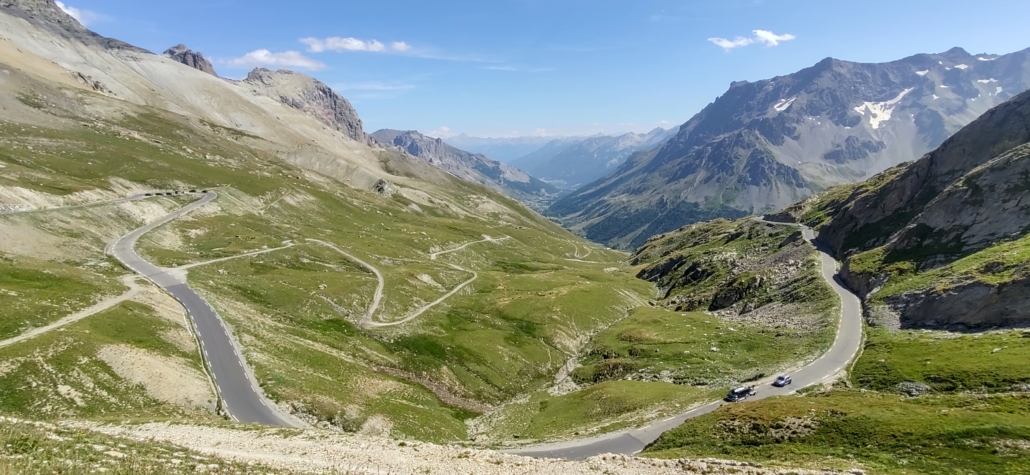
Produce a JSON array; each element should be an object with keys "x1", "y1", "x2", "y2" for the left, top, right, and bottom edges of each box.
[
  {"x1": 0, "y1": 0, "x2": 148, "y2": 53},
  {"x1": 371, "y1": 129, "x2": 558, "y2": 202},
  {"x1": 549, "y1": 47, "x2": 1030, "y2": 250},
  {"x1": 810, "y1": 89, "x2": 1030, "y2": 330},
  {"x1": 163, "y1": 45, "x2": 217, "y2": 76},
  {"x1": 239, "y1": 68, "x2": 368, "y2": 144},
  {"x1": 819, "y1": 89, "x2": 1030, "y2": 257}
]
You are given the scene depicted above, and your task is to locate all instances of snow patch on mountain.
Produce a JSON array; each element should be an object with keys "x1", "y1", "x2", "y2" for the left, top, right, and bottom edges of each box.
[
  {"x1": 916, "y1": 70, "x2": 929, "y2": 76},
  {"x1": 853, "y1": 88, "x2": 914, "y2": 130},
  {"x1": 955, "y1": 64, "x2": 969, "y2": 70},
  {"x1": 977, "y1": 78, "x2": 999, "y2": 83},
  {"x1": 773, "y1": 96, "x2": 797, "y2": 112},
  {"x1": 977, "y1": 56, "x2": 998, "y2": 61}
]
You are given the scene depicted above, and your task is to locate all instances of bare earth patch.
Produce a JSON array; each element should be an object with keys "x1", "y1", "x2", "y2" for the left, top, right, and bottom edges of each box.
[
  {"x1": 79, "y1": 422, "x2": 819, "y2": 475},
  {"x1": 96, "y1": 345, "x2": 215, "y2": 411}
]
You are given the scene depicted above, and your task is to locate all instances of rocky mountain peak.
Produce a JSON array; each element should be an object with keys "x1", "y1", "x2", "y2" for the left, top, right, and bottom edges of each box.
[
  {"x1": 0, "y1": 0, "x2": 148, "y2": 52},
  {"x1": 549, "y1": 47, "x2": 1030, "y2": 249},
  {"x1": 163, "y1": 44, "x2": 217, "y2": 76},
  {"x1": 239, "y1": 68, "x2": 368, "y2": 144}
]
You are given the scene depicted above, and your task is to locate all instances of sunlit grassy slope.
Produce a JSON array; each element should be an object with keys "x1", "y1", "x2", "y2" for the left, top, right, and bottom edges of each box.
[
  {"x1": 644, "y1": 327, "x2": 1030, "y2": 475},
  {"x1": 0, "y1": 73, "x2": 661, "y2": 443}
]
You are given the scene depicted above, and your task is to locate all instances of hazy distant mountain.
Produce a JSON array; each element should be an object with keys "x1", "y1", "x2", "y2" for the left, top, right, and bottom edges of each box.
[
  {"x1": 512, "y1": 128, "x2": 676, "y2": 188},
  {"x1": 503, "y1": 138, "x2": 582, "y2": 177},
  {"x1": 372, "y1": 129, "x2": 559, "y2": 202},
  {"x1": 443, "y1": 134, "x2": 573, "y2": 163},
  {"x1": 549, "y1": 47, "x2": 1030, "y2": 249}
]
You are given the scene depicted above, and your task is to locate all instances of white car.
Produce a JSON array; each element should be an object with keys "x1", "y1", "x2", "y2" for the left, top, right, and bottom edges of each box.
[{"x1": 773, "y1": 375, "x2": 793, "y2": 387}]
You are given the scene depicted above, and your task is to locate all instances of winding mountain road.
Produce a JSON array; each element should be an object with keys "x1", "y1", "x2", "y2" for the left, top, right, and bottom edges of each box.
[
  {"x1": 108, "y1": 191, "x2": 295, "y2": 427},
  {"x1": 508, "y1": 221, "x2": 864, "y2": 460},
  {"x1": 102, "y1": 194, "x2": 861, "y2": 443}
]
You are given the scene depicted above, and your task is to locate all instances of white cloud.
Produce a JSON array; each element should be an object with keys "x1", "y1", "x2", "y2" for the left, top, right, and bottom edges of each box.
[
  {"x1": 753, "y1": 30, "x2": 796, "y2": 46},
  {"x1": 227, "y1": 49, "x2": 325, "y2": 71},
  {"x1": 708, "y1": 36, "x2": 754, "y2": 50},
  {"x1": 391, "y1": 41, "x2": 412, "y2": 52},
  {"x1": 424, "y1": 126, "x2": 456, "y2": 139},
  {"x1": 301, "y1": 37, "x2": 391, "y2": 53},
  {"x1": 55, "y1": 1, "x2": 99, "y2": 26},
  {"x1": 708, "y1": 29, "x2": 795, "y2": 51}
]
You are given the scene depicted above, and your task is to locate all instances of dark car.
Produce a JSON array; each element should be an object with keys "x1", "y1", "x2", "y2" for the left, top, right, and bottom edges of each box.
[
  {"x1": 773, "y1": 375, "x2": 793, "y2": 387},
  {"x1": 725, "y1": 386, "x2": 757, "y2": 402}
]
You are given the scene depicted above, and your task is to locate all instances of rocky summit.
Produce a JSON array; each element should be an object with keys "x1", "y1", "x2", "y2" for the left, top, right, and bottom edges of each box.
[
  {"x1": 549, "y1": 47, "x2": 1030, "y2": 249},
  {"x1": 0, "y1": 0, "x2": 147, "y2": 52},
  {"x1": 163, "y1": 44, "x2": 217, "y2": 76},
  {"x1": 239, "y1": 68, "x2": 369, "y2": 144}
]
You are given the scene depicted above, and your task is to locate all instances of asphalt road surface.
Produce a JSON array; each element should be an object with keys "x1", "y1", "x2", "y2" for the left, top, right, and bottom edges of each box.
[
  {"x1": 509, "y1": 220, "x2": 864, "y2": 460},
  {"x1": 109, "y1": 191, "x2": 293, "y2": 426}
]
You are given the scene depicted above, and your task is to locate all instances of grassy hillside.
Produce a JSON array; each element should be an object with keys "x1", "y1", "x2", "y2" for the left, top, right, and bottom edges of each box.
[
  {"x1": 474, "y1": 218, "x2": 842, "y2": 444},
  {"x1": 0, "y1": 63, "x2": 658, "y2": 443},
  {"x1": 643, "y1": 327, "x2": 1030, "y2": 474}
]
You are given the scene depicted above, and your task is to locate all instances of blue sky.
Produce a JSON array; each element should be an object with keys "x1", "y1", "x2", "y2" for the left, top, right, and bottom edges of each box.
[{"x1": 59, "y1": 0, "x2": 1030, "y2": 138}]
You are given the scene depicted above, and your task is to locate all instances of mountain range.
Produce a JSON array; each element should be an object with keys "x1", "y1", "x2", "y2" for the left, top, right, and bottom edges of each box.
[
  {"x1": 442, "y1": 134, "x2": 563, "y2": 163},
  {"x1": 371, "y1": 129, "x2": 558, "y2": 202},
  {"x1": 509, "y1": 128, "x2": 676, "y2": 189},
  {"x1": 549, "y1": 47, "x2": 1030, "y2": 249}
]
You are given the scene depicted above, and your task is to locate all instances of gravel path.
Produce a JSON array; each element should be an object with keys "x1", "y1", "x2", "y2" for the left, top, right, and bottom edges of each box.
[{"x1": 0, "y1": 275, "x2": 142, "y2": 349}]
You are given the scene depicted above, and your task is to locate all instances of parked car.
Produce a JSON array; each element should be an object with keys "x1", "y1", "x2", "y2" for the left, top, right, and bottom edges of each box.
[
  {"x1": 725, "y1": 386, "x2": 757, "y2": 402},
  {"x1": 773, "y1": 375, "x2": 793, "y2": 387}
]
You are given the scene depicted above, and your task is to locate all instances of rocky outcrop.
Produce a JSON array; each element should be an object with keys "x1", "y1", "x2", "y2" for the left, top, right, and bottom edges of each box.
[
  {"x1": 163, "y1": 45, "x2": 217, "y2": 76},
  {"x1": 240, "y1": 68, "x2": 368, "y2": 144},
  {"x1": 631, "y1": 219, "x2": 824, "y2": 328},
  {"x1": 0, "y1": 0, "x2": 148, "y2": 53},
  {"x1": 371, "y1": 129, "x2": 558, "y2": 202},
  {"x1": 881, "y1": 277, "x2": 1030, "y2": 330},
  {"x1": 548, "y1": 47, "x2": 1030, "y2": 250}
]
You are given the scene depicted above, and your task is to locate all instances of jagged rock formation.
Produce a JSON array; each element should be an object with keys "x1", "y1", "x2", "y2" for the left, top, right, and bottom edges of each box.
[
  {"x1": 372, "y1": 129, "x2": 558, "y2": 202},
  {"x1": 784, "y1": 89, "x2": 1030, "y2": 330},
  {"x1": 0, "y1": 0, "x2": 148, "y2": 53},
  {"x1": 239, "y1": 68, "x2": 368, "y2": 144},
  {"x1": 549, "y1": 47, "x2": 1030, "y2": 250},
  {"x1": 510, "y1": 128, "x2": 676, "y2": 189},
  {"x1": 163, "y1": 45, "x2": 217, "y2": 76}
]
